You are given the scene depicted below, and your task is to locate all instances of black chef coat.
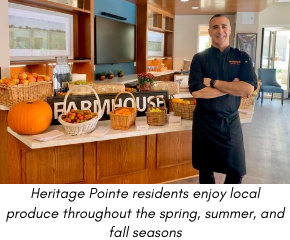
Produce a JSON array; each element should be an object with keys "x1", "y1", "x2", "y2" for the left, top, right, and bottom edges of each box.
[{"x1": 189, "y1": 46, "x2": 257, "y2": 176}]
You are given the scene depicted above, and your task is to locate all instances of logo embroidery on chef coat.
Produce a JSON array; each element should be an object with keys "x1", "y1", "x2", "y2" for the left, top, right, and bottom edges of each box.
[{"x1": 229, "y1": 60, "x2": 241, "y2": 65}]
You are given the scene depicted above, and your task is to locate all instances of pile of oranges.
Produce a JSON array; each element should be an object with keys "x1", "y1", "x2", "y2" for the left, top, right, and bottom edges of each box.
[{"x1": 114, "y1": 108, "x2": 135, "y2": 116}]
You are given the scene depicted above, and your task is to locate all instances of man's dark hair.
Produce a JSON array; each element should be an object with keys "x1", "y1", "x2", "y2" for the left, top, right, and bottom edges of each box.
[{"x1": 210, "y1": 14, "x2": 227, "y2": 22}]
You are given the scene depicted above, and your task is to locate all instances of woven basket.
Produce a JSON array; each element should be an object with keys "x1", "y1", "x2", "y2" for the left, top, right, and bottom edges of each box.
[
  {"x1": 171, "y1": 100, "x2": 196, "y2": 120},
  {"x1": 146, "y1": 96, "x2": 167, "y2": 126},
  {"x1": 250, "y1": 81, "x2": 261, "y2": 104},
  {"x1": 109, "y1": 91, "x2": 137, "y2": 130},
  {"x1": 58, "y1": 85, "x2": 102, "y2": 136},
  {"x1": 0, "y1": 81, "x2": 53, "y2": 107},
  {"x1": 68, "y1": 83, "x2": 92, "y2": 95},
  {"x1": 239, "y1": 96, "x2": 254, "y2": 109}
]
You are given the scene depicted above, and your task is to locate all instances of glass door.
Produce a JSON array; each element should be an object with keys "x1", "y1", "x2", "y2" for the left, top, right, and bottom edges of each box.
[{"x1": 261, "y1": 27, "x2": 290, "y2": 97}]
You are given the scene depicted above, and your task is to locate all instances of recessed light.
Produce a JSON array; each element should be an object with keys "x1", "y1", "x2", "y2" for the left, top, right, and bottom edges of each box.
[
  {"x1": 192, "y1": 7, "x2": 199, "y2": 9},
  {"x1": 181, "y1": 0, "x2": 189, "y2": 2}
]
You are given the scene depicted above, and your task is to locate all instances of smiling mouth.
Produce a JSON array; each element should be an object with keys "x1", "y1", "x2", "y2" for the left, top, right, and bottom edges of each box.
[{"x1": 216, "y1": 35, "x2": 226, "y2": 39}]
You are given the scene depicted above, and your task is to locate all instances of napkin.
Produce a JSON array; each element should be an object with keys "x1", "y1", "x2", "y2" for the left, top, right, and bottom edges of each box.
[
  {"x1": 169, "y1": 115, "x2": 182, "y2": 126},
  {"x1": 90, "y1": 126, "x2": 111, "y2": 137},
  {"x1": 135, "y1": 121, "x2": 149, "y2": 130},
  {"x1": 32, "y1": 130, "x2": 64, "y2": 142},
  {"x1": 169, "y1": 115, "x2": 181, "y2": 123}
]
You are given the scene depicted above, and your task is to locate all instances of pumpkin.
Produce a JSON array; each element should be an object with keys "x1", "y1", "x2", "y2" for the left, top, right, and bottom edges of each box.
[{"x1": 7, "y1": 101, "x2": 53, "y2": 135}]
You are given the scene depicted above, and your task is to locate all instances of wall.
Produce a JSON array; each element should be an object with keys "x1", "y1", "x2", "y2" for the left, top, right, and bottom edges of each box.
[
  {"x1": 173, "y1": 14, "x2": 235, "y2": 70},
  {"x1": 235, "y1": 12, "x2": 259, "y2": 71},
  {"x1": 0, "y1": 0, "x2": 10, "y2": 78},
  {"x1": 94, "y1": 0, "x2": 136, "y2": 78}
]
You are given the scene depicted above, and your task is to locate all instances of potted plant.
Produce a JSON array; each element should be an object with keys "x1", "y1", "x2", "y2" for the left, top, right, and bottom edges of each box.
[
  {"x1": 137, "y1": 72, "x2": 155, "y2": 91},
  {"x1": 118, "y1": 70, "x2": 124, "y2": 77},
  {"x1": 108, "y1": 71, "x2": 114, "y2": 79},
  {"x1": 98, "y1": 72, "x2": 106, "y2": 81}
]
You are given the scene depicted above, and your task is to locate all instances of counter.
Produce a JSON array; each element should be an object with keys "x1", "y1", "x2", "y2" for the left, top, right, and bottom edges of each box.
[
  {"x1": 1, "y1": 107, "x2": 254, "y2": 184},
  {"x1": 93, "y1": 70, "x2": 180, "y2": 85},
  {"x1": 8, "y1": 106, "x2": 254, "y2": 150}
]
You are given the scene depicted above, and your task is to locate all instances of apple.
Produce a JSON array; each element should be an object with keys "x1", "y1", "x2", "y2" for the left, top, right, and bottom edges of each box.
[
  {"x1": 12, "y1": 78, "x2": 19, "y2": 84},
  {"x1": 28, "y1": 76, "x2": 37, "y2": 82},
  {"x1": 32, "y1": 73, "x2": 38, "y2": 78},
  {"x1": 44, "y1": 75, "x2": 51, "y2": 81},
  {"x1": 7, "y1": 81, "x2": 16, "y2": 87},
  {"x1": 37, "y1": 76, "x2": 44, "y2": 81},
  {"x1": 20, "y1": 80, "x2": 29, "y2": 85},
  {"x1": 2, "y1": 78, "x2": 11, "y2": 85},
  {"x1": 19, "y1": 72, "x2": 28, "y2": 80}
]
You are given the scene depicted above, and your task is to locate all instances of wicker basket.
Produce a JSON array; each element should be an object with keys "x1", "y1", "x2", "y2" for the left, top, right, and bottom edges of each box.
[
  {"x1": 68, "y1": 83, "x2": 92, "y2": 95},
  {"x1": 0, "y1": 81, "x2": 53, "y2": 107},
  {"x1": 171, "y1": 100, "x2": 196, "y2": 120},
  {"x1": 239, "y1": 96, "x2": 254, "y2": 109},
  {"x1": 146, "y1": 97, "x2": 167, "y2": 126},
  {"x1": 58, "y1": 85, "x2": 102, "y2": 136},
  {"x1": 109, "y1": 92, "x2": 137, "y2": 130}
]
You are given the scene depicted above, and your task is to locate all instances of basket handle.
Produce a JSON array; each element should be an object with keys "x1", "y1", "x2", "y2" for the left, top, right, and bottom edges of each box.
[
  {"x1": 63, "y1": 85, "x2": 103, "y2": 120},
  {"x1": 112, "y1": 91, "x2": 137, "y2": 112},
  {"x1": 147, "y1": 96, "x2": 167, "y2": 110}
]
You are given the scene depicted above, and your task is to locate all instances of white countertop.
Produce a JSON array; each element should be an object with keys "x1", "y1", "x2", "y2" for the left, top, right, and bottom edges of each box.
[
  {"x1": 94, "y1": 74, "x2": 138, "y2": 84},
  {"x1": 147, "y1": 70, "x2": 179, "y2": 76},
  {"x1": 8, "y1": 116, "x2": 192, "y2": 149},
  {"x1": 8, "y1": 104, "x2": 254, "y2": 149},
  {"x1": 0, "y1": 105, "x2": 10, "y2": 110},
  {"x1": 93, "y1": 71, "x2": 179, "y2": 84}
]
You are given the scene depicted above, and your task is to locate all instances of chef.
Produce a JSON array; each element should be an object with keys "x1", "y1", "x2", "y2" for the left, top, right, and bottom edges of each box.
[{"x1": 189, "y1": 14, "x2": 257, "y2": 184}]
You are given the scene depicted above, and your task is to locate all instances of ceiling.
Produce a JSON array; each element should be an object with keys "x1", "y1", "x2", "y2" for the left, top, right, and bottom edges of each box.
[{"x1": 126, "y1": 0, "x2": 280, "y2": 15}]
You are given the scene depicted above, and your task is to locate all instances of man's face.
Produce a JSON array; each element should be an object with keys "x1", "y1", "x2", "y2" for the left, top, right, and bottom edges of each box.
[{"x1": 208, "y1": 16, "x2": 231, "y2": 48}]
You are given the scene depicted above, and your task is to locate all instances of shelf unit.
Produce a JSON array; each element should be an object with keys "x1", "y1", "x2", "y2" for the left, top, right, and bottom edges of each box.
[
  {"x1": 136, "y1": 5, "x2": 174, "y2": 73},
  {"x1": 8, "y1": 0, "x2": 95, "y2": 81}
]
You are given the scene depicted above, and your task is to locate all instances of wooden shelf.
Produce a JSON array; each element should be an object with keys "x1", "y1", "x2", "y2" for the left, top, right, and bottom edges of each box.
[
  {"x1": 148, "y1": 26, "x2": 173, "y2": 33},
  {"x1": 147, "y1": 56, "x2": 172, "y2": 59},
  {"x1": 136, "y1": 4, "x2": 174, "y2": 73},
  {"x1": 8, "y1": 0, "x2": 91, "y2": 14},
  {"x1": 10, "y1": 59, "x2": 92, "y2": 66},
  {"x1": 9, "y1": 0, "x2": 94, "y2": 81}
]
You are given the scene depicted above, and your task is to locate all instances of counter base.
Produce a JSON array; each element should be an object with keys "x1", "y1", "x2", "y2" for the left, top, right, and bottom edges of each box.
[{"x1": 5, "y1": 131, "x2": 198, "y2": 184}]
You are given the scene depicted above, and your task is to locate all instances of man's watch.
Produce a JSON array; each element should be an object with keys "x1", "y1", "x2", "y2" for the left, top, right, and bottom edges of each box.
[{"x1": 210, "y1": 79, "x2": 216, "y2": 88}]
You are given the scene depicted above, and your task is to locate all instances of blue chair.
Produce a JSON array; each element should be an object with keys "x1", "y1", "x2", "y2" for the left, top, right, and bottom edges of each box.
[{"x1": 258, "y1": 68, "x2": 284, "y2": 104}]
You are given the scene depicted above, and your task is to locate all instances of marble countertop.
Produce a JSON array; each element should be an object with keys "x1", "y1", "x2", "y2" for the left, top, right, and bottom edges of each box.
[
  {"x1": 8, "y1": 104, "x2": 254, "y2": 149},
  {"x1": 94, "y1": 74, "x2": 138, "y2": 84},
  {"x1": 8, "y1": 116, "x2": 192, "y2": 149},
  {"x1": 147, "y1": 70, "x2": 179, "y2": 76},
  {"x1": 0, "y1": 105, "x2": 10, "y2": 110},
  {"x1": 93, "y1": 71, "x2": 180, "y2": 84}
]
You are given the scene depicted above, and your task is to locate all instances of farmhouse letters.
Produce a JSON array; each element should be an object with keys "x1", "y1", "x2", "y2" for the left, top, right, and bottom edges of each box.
[{"x1": 47, "y1": 91, "x2": 169, "y2": 125}]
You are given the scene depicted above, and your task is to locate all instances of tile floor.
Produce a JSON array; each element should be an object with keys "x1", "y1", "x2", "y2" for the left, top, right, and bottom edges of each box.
[{"x1": 170, "y1": 98, "x2": 290, "y2": 184}]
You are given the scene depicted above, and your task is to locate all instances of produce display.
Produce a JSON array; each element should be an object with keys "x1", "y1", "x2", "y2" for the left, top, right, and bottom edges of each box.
[
  {"x1": 0, "y1": 72, "x2": 51, "y2": 86},
  {"x1": 125, "y1": 87, "x2": 136, "y2": 93},
  {"x1": 56, "y1": 92, "x2": 71, "y2": 97},
  {"x1": 149, "y1": 107, "x2": 162, "y2": 112},
  {"x1": 61, "y1": 109, "x2": 98, "y2": 124},
  {"x1": 68, "y1": 80, "x2": 90, "y2": 85},
  {"x1": 7, "y1": 100, "x2": 53, "y2": 135},
  {"x1": 172, "y1": 98, "x2": 196, "y2": 105},
  {"x1": 114, "y1": 108, "x2": 135, "y2": 116}
]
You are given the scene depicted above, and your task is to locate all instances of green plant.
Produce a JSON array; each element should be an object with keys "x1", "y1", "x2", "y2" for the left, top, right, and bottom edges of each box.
[
  {"x1": 98, "y1": 72, "x2": 106, "y2": 76},
  {"x1": 108, "y1": 71, "x2": 113, "y2": 75},
  {"x1": 118, "y1": 70, "x2": 123, "y2": 74},
  {"x1": 137, "y1": 72, "x2": 155, "y2": 86}
]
